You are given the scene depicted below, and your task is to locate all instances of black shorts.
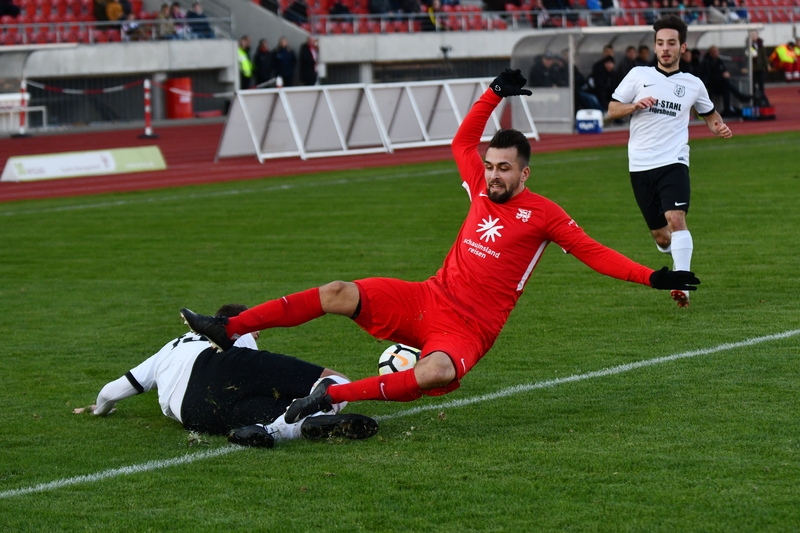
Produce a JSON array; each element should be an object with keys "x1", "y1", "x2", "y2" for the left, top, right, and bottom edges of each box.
[
  {"x1": 180, "y1": 347, "x2": 324, "y2": 435},
  {"x1": 630, "y1": 163, "x2": 691, "y2": 230}
]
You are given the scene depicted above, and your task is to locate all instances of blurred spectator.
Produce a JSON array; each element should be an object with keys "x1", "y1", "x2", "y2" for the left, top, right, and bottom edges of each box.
[
  {"x1": 186, "y1": 2, "x2": 215, "y2": 38},
  {"x1": 589, "y1": 54, "x2": 616, "y2": 112},
  {"x1": 0, "y1": 0, "x2": 20, "y2": 18},
  {"x1": 574, "y1": 65, "x2": 603, "y2": 110},
  {"x1": 284, "y1": 0, "x2": 309, "y2": 24},
  {"x1": 329, "y1": 0, "x2": 352, "y2": 20},
  {"x1": 272, "y1": 36, "x2": 297, "y2": 87},
  {"x1": 422, "y1": 0, "x2": 446, "y2": 31},
  {"x1": 635, "y1": 44, "x2": 652, "y2": 66},
  {"x1": 617, "y1": 45, "x2": 637, "y2": 79},
  {"x1": 679, "y1": 47, "x2": 701, "y2": 76},
  {"x1": 106, "y1": 0, "x2": 124, "y2": 26},
  {"x1": 156, "y1": 3, "x2": 178, "y2": 39},
  {"x1": 94, "y1": 0, "x2": 108, "y2": 21},
  {"x1": 528, "y1": 52, "x2": 566, "y2": 87},
  {"x1": 368, "y1": 0, "x2": 392, "y2": 15},
  {"x1": 590, "y1": 43, "x2": 614, "y2": 82},
  {"x1": 643, "y1": 0, "x2": 659, "y2": 24},
  {"x1": 260, "y1": 0, "x2": 279, "y2": 13},
  {"x1": 253, "y1": 38, "x2": 273, "y2": 87},
  {"x1": 701, "y1": 45, "x2": 751, "y2": 116},
  {"x1": 299, "y1": 37, "x2": 319, "y2": 86},
  {"x1": 122, "y1": 12, "x2": 145, "y2": 41},
  {"x1": 238, "y1": 35, "x2": 253, "y2": 89},
  {"x1": 170, "y1": 2, "x2": 187, "y2": 39},
  {"x1": 747, "y1": 31, "x2": 768, "y2": 102},
  {"x1": 769, "y1": 40, "x2": 799, "y2": 82}
]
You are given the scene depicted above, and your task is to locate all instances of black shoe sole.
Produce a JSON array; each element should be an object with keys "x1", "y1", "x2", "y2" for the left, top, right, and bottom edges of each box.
[
  {"x1": 227, "y1": 426, "x2": 275, "y2": 448},
  {"x1": 301, "y1": 414, "x2": 379, "y2": 441}
]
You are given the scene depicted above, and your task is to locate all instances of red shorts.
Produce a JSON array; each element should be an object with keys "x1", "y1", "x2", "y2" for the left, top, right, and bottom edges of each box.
[{"x1": 353, "y1": 277, "x2": 497, "y2": 395}]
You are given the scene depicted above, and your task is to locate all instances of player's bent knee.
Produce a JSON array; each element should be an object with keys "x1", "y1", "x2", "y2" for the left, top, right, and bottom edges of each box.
[
  {"x1": 414, "y1": 353, "x2": 457, "y2": 390},
  {"x1": 319, "y1": 281, "x2": 359, "y2": 316}
]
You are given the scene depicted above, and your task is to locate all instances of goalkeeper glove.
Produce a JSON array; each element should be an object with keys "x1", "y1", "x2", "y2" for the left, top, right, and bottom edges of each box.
[
  {"x1": 649, "y1": 266, "x2": 700, "y2": 291},
  {"x1": 490, "y1": 69, "x2": 532, "y2": 98}
]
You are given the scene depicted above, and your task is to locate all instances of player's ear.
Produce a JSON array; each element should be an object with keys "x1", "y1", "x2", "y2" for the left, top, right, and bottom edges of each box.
[
  {"x1": 680, "y1": 42, "x2": 687, "y2": 54},
  {"x1": 520, "y1": 165, "x2": 530, "y2": 183}
]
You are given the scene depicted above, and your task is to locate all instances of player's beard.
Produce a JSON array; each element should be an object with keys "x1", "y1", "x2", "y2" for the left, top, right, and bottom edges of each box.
[
  {"x1": 487, "y1": 179, "x2": 516, "y2": 203},
  {"x1": 658, "y1": 54, "x2": 679, "y2": 70}
]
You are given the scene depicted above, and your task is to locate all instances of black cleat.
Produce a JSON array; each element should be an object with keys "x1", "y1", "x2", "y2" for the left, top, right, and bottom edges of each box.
[
  {"x1": 227, "y1": 424, "x2": 275, "y2": 448},
  {"x1": 180, "y1": 308, "x2": 234, "y2": 351},
  {"x1": 301, "y1": 414, "x2": 379, "y2": 441},
  {"x1": 284, "y1": 377, "x2": 336, "y2": 424}
]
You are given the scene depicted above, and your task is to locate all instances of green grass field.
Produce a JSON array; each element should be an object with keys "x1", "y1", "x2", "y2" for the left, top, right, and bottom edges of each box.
[{"x1": 1, "y1": 131, "x2": 799, "y2": 532}]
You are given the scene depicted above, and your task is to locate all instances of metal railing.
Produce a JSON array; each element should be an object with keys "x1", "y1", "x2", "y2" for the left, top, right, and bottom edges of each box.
[
  {"x1": 304, "y1": 6, "x2": 797, "y2": 34},
  {"x1": 0, "y1": 15, "x2": 232, "y2": 45}
]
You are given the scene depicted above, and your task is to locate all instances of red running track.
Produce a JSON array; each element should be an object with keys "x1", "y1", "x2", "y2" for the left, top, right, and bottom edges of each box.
[{"x1": 0, "y1": 85, "x2": 797, "y2": 203}]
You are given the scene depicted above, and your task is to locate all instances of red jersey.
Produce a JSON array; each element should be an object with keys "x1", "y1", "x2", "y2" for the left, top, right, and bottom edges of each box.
[{"x1": 429, "y1": 88, "x2": 654, "y2": 337}]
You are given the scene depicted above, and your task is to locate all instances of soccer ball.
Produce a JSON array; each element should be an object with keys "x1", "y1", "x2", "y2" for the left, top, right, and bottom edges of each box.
[{"x1": 377, "y1": 343, "x2": 421, "y2": 375}]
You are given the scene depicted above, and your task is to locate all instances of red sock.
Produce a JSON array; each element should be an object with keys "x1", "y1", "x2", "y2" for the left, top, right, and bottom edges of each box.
[
  {"x1": 226, "y1": 288, "x2": 324, "y2": 336},
  {"x1": 327, "y1": 369, "x2": 423, "y2": 403}
]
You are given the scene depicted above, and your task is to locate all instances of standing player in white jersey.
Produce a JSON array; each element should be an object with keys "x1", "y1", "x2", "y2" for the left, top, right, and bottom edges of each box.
[
  {"x1": 607, "y1": 15, "x2": 733, "y2": 308},
  {"x1": 179, "y1": 69, "x2": 700, "y2": 425}
]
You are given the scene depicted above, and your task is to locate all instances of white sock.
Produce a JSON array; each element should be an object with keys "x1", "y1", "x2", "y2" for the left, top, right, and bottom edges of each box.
[
  {"x1": 670, "y1": 230, "x2": 693, "y2": 272},
  {"x1": 656, "y1": 242, "x2": 671, "y2": 254}
]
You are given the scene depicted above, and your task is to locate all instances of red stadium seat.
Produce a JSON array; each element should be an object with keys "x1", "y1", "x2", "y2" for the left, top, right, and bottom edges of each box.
[
  {"x1": 2, "y1": 31, "x2": 21, "y2": 44},
  {"x1": 91, "y1": 27, "x2": 107, "y2": 41},
  {"x1": 35, "y1": 0, "x2": 51, "y2": 16}
]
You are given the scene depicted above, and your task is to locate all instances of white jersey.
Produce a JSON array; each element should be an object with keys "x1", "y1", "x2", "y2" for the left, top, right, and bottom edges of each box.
[
  {"x1": 95, "y1": 332, "x2": 257, "y2": 422},
  {"x1": 612, "y1": 66, "x2": 715, "y2": 172}
]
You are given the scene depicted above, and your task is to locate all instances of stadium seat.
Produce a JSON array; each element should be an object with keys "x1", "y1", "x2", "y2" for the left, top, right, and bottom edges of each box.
[
  {"x1": 2, "y1": 31, "x2": 20, "y2": 44},
  {"x1": 35, "y1": 0, "x2": 51, "y2": 16},
  {"x1": 21, "y1": 0, "x2": 37, "y2": 17}
]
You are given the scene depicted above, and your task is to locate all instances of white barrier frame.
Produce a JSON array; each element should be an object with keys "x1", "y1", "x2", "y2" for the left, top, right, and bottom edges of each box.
[{"x1": 216, "y1": 78, "x2": 539, "y2": 162}]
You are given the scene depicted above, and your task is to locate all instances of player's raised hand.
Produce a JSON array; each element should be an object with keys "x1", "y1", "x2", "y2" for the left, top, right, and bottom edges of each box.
[
  {"x1": 649, "y1": 266, "x2": 700, "y2": 291},
  {"x1": 490, "y1": 69, "x2": 532, "y2": 98},
  {"x1": 712, "y1": 120, "x2": 733, "y2": 138}
]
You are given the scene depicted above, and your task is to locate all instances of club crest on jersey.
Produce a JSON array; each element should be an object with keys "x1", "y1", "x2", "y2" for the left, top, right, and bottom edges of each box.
[
  {"x1": 516, "y1": 208, "x2": 531, "y2": 223},
  {"x1": 674, "y1": 85, "x2": 686, "y2": 97},
  {"x1": 477, "y1": 215, "x2": 503, "y2": 243}
]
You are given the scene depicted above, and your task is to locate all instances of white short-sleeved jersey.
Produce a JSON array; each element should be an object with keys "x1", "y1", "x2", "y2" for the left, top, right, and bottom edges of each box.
[
  {"x1": 612, "y1": 66, "x2": 715, "y2": 172},
  {"x1": 129, "y1": 333, "x2": 258, "y2": 422}
]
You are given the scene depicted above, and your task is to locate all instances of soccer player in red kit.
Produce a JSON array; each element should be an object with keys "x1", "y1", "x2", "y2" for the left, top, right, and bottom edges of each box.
[{"x1": 181, "y1": 69, "x2": 700, "y2": 425}]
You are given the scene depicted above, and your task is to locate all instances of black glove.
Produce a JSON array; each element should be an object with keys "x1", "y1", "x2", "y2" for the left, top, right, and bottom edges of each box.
[
  {"x1": 490, "y1": 69, "x2": 532, "y2": 98},
  {"x1": 649, "y1": 266, "x2": 700, "y2": 291}
]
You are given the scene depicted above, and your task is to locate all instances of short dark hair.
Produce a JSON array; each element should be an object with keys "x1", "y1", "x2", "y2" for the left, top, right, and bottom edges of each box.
[
  {"x1": 215, "y1": 303, "x2": 247, "y2": 318},
  {"x1": 653, "y1": 15, "x2": 688, "y2": 45},
  {"x1": 487, "y1": 129, "x2": 531, "y2": 168}
]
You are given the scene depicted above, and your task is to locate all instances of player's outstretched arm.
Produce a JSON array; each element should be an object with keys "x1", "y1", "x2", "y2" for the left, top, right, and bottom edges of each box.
[
  {"x1": 702, "y1": 110, "x2": 732, "y2": 138},
  {"x1": 490, "y1": 68, "x2": 532, "y2": 98},
  {"x1": 452, "y1": 69, "x2": 531, "y2": 181},
  {"x1": 93, "y1": 376, "x2": 140, "y2": 415},
  {"x1": 649, "y1": 266, "x2": 700, "y2": 291}
]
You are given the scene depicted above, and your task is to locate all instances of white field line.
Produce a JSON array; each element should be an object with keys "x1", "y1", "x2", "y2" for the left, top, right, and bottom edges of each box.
[
  {"x1": 1, "y1": 328, "x2": 798, "y2": 499},
  {"x1": 0, "y1": 445, "x2": 241, "y2": 499}
]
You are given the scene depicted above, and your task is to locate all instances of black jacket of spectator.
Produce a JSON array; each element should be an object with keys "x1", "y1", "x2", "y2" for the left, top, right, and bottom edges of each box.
[
  {"x1": 253, "y1": 44, "x2": 273, "y2": 86},
  {"x1": 299, "y1": 41, "x2": 318, "y2": 85},
  {"x1": 284, "y1": 0, "x2": 308, "y2": 24}
]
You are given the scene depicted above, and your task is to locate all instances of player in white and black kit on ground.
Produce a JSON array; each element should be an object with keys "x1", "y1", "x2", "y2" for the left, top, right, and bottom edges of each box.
[
  {"x1": 93, "y1": 304, "x2": 378, "y2": 447},
  {"x1": 607, "y1": 15, "x2": 732, "y2": 308}
]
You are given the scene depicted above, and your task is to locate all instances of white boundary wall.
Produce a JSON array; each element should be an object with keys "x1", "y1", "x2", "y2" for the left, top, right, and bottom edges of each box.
[{"x1": 215, "y1": 78, "x2": 539, "y2": 162}]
